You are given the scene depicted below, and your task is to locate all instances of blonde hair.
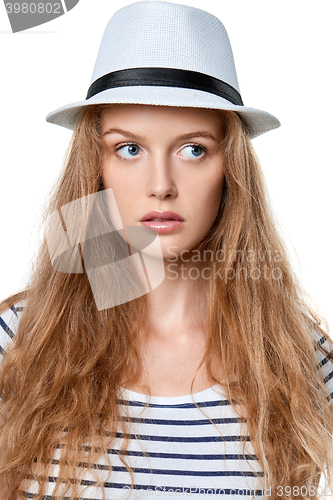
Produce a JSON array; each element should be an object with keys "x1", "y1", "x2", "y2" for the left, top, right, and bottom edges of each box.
[{"x1": 0, "y1": 104, "x2": 332, "y2": 499}]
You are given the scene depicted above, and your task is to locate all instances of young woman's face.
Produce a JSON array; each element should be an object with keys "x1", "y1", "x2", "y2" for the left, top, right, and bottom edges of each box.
[{"x1": 100, "y1": 104, "x2": 225, "y2": 260}]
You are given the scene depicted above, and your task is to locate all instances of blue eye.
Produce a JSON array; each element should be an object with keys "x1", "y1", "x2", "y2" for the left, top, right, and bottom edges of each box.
[
  {"x1": 116, "y1": 144, "x2": 141, "y2": 158},
  {"x1": 181, "y1": 145, "x2": 205, "y2": 158},
  {"x1": 115, "y1": 142, "x2": 206, "y2": 160}
]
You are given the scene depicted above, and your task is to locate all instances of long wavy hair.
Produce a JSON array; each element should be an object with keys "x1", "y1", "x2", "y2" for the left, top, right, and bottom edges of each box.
[{"x1": 0, "y1": 104, "x2": 332, "y2": 500}]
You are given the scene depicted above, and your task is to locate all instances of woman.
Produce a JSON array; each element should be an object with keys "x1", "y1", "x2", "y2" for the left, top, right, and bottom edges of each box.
[{"x1": 0, "y1": 1, "x2": 332, "y2": 499}]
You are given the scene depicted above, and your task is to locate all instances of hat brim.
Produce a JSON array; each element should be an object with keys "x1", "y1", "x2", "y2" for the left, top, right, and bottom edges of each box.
[{"x1": 45, "y1": 86, "x2": 280, "y2": 140}]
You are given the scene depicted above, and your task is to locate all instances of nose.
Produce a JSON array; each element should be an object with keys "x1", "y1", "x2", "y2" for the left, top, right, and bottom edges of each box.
[{"x1": 147, "y1": 151, "x2": 177, "y2": 199}]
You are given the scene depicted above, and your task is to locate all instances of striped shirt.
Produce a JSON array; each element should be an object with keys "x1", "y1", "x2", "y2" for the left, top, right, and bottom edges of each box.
[{"x1": 1, "y1": 305, "x2": 333, "y2": 499}]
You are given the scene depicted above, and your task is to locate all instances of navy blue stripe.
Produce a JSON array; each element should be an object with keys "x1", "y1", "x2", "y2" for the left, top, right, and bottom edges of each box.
[
  {"x1": 324, "y1": 371, "x2": 333, "y2": 384},
  {"x1": 314, "y1": 335, "x2": 329, "y2": 348},
  {"x1": 55, "y1": 434, "x2": 251, "y2": 448},
  {"x1": 116, "y1": 451, "x2": 258, "y2": 461},
  {"x1": 49, "y1": 452, "x2": 258, "y2": 469},
  {"x1": 22, "y1": 494, "x2": 51, "y2": 500},
  {"x1": 314, "y1": 336, "x2": 333, "y2": 373},
  {"x1": 37, "y1": 464, "x2": 264, "y2": 486},
  {"x1": 56, "y1": 442, "x2": 255, "y2": 458},
  {"x1": 317, "y1": 356, "x2": 329, "y2": 369},
  {"x1": 104, "y1": 468, "x2": 264, "y2": 478},
  {"x1": 10, "y1": 305, "x2": 18, "y2": 316},
  {"x1": 317, "y1": 355, "x2": 333, "y2": 370},
  {"x1": 117, "y1": 398, "x2": 234, "y2": 409},
  {"x1": 120, "y1": 416, "x2": 246, "y2": 425},
  {"x1": 114, "y1": 432, "x2": 250, "y2": 443},
  {"x1": 0, "y1": 344, "x2": 4, "y2": 355},
  {"x1": 0, "y1": 317, "x2": 14, "y2": 339},
  {"x1": 44, "y1": 465, "x2": 263, "y2": 478}
]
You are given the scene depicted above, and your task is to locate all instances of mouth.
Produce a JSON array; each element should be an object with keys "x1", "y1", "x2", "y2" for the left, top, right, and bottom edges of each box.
[
  {"x1": 140, "y1": 211, "x2": 184, "y2": 222},
  {"x1": 140, "y1": 211, "x2": 184, "y2": 233},
  {"x1": 147, "y1": 218, "x2": 178, "y2": 221}
]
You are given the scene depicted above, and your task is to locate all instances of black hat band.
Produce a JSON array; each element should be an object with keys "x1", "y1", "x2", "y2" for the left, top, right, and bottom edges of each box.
[{"x1": 86, "y1": 67, "x2": 244, "y2": 107}]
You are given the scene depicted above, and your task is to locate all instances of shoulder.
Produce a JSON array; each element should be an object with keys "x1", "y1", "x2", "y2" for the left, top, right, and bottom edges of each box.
[
  {"x1": 0, "y1": 302, "x2": 25, "y2": 358},
  {"x1": 311, "y1": 327, "x2": 333, "y2": 404}
]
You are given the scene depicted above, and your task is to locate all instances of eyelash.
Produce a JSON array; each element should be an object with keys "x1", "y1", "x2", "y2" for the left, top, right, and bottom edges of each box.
[{"x1": 113, "y1": 142, "x2": 208, "y2": 161}]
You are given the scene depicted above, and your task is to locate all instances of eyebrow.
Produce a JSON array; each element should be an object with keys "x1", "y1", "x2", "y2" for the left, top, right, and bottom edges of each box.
[{"x1": 102, "y1": 127, "x2": 217, "y2": 142}]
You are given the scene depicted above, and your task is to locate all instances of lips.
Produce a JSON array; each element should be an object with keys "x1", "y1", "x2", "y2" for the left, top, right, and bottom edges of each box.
[
  {"x1": 140, "y1": 211, "x2": 185, "y2": 234},
  {"x1": 140, "y1": 211, "x2": 184, "y2": 222}
]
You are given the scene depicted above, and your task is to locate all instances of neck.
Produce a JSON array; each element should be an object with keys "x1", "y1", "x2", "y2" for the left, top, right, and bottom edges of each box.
[{"x1": 145, "y1": 253, "x2": 209, "y2": 338}]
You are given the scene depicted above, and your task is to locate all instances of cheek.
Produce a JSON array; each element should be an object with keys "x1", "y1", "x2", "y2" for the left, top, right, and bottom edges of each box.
[
  {"x1": 102, "y1": 163, "x2": 139, "y2": 195},
  {"x1": 101, "y1": 168, "x2": 135, "y2": 229},
  {"x1": 191, "y1": 171, "x2": 225, "y2": 224}
]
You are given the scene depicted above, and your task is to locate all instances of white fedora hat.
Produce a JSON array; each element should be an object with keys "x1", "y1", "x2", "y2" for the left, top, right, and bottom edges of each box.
[{"x1": 46, "y1": 0, "x2": 280, "y2": 139}]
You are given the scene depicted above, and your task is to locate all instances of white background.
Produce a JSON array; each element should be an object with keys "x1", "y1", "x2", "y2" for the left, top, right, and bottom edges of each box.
[{"x1": 0, "y1": 0, "x2": 332, "y2": 332}]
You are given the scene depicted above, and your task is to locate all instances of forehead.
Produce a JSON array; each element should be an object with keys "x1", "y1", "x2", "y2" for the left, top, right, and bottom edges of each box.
[{"x1": 100, "y1": 104, "x2": 223, "y2": 134}]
